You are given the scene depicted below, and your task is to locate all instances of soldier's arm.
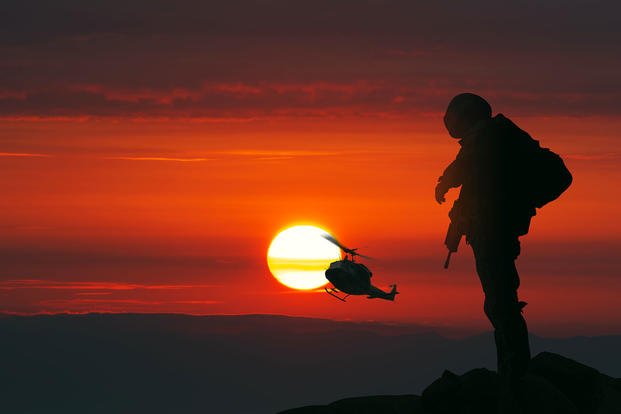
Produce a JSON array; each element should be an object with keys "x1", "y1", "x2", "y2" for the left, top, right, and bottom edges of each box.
[{"x1": 435, "y1": 150, "x2": 466, "y2": 204}]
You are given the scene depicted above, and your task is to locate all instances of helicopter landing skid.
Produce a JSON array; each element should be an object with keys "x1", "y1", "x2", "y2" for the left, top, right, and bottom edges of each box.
[{"x1": 325, "y1": 287, "x2": 349, "y2": 302}]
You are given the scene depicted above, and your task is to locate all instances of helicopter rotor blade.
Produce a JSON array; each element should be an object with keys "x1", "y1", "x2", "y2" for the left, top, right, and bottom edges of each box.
[
  {"x1": 322, "y1": 234, "x2": 353, "y2": 253},
  {"x1": 322, "y1": 234, "x2": 372, "y2": 259}
]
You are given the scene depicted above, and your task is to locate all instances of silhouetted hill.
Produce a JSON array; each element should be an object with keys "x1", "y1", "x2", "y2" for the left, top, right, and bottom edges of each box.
[
  {"x1": 1, "y1": 313, "x2": 620, "y2": 413},
  {"x1": 280, "y1": 352, "x2": 621, "y2": 413}
]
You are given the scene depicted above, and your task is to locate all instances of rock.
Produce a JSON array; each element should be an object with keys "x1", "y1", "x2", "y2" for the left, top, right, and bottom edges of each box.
[
  {"x1": 278, "y1": 395, "x2": 427, "y2": 414},
  {"x1": 596, "y1": 383, "x2": 621, "y2": 414},
  {"x1": 279, "y1": 406, "x2": 331, "y2": 414},
  {"x1": 529, "y1": 351, "x2": 609, "y2": 412},
  {"x1": 420, "y1": 370, "x2": 462, "y2": 413},
  {"x1": 518, "y1": 373, "x2": 578, "y2": 414},
  {"x1": 329, "y1": 395, "x2": 427, "y2": 414},
  {"x1": 420, "y1": 367, "x2": 576, "y2": 413},
  {"x1": 422, "y1": 368, "x2": 498, "y2": 413},
  {"x1": 281, "y1": 352, "x2": 620, "y2": 414}
]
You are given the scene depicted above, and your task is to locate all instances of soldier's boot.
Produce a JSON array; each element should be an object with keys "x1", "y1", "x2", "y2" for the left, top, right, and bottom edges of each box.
[{"x1": 495, "y1": 304, "x2": 531, "y2": 413}]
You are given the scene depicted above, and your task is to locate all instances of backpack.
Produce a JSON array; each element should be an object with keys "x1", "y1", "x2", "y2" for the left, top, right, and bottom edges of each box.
[
  {"x1": 495, "y1": 114, "x2": 572, "y2": 210},
  {"x1": 526, "y1": 144, "x2": 573, "y2": 209}
]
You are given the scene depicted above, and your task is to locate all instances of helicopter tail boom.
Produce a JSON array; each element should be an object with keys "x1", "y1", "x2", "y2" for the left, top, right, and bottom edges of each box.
[{"x1": 366, "y1": 284, "x2": 398, "y2": 301}]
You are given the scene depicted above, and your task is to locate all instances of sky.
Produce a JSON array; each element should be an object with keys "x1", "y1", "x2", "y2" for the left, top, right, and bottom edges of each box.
[{"x1": 1, "y1": 0, "x2": 621, "y2": 336}]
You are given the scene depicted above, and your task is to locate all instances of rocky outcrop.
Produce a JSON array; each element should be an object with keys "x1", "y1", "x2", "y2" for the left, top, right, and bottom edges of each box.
[
  {"x1": 279, "y1": 395, "x2": 424, "y2": 414},
  {"x1": 280, "y1": 352, "x2": 621, "y2": 414}
]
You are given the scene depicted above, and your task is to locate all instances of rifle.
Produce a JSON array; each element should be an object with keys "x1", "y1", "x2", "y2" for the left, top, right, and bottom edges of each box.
[
  {"x1": 443, "y1": 221, "x2": 463, "y2": 269},
  {"x1": 443, "y1": 200, "x2": 465, "y2": 269}
]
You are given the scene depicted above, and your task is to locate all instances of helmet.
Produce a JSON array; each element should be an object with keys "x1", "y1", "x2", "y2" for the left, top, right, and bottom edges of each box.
[{"x1": 443, "y1": 93, "x2": 492, "y2": 138}]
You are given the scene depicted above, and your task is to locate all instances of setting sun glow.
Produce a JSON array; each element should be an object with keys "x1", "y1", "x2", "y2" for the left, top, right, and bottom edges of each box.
[{"x1": 267, "y1": 225, "x2": 341, "y2": 290}]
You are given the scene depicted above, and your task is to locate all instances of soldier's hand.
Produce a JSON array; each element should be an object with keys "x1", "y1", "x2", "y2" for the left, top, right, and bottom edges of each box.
[{"x1": 435, "y1": 183, "x2": 447, "y2": 204}]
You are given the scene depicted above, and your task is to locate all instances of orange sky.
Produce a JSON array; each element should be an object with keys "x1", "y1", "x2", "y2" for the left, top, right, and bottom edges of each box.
[
  {"x1": 1, "y1": 0, "x2": 621, "y2": 336},
  {"x1": 2, "y1": 114, "x2": 621, "y2": 336}
]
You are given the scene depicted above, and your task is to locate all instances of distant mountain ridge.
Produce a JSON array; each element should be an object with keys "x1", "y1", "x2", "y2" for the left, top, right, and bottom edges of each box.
[{"x1": 1, "y1": 313, "x2": 620, "y2": 413}]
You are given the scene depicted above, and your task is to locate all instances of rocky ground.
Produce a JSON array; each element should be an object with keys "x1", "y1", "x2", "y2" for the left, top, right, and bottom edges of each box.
[{"x1": 280, "y1": 352, "x2": 621, "y2": 414}]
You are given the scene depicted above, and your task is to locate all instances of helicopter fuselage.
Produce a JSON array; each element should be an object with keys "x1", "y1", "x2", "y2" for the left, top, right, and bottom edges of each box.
[{"x1": 325, "y1": 258, "x2": 372, "y2": 295}]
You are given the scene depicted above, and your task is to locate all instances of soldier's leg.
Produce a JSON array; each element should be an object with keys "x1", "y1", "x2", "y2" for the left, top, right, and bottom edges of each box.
[
  {"x1": 471, "y1": 237, "x2": 531, "y2": 383},
  {"x1": 488, "y1": 257, "x2": 531, "y2": 384}
]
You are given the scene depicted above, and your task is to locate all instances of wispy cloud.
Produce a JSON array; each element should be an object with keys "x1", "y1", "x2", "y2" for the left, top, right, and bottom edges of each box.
[
  {"x1": 106, "y1": 156, "x2": 214, "y2": 162},
  {"x1": 36, "y1": 299, "x2": 222, "y2": 306},
  {"x1": 102, "y1": 149, "x2": 341, "y2": 163},
  {"x1": 217, "y1": 150, "x2": 341, "y2": 157},
  {"x1": 0, "y1": 279, "x2": 218, "y2": 291},
  {"x1": 0, "y1": 152, "x2": 50, "y2": 157},
  {"x1": 564, "y1": 152, "x2": 621, "y2": 161}
]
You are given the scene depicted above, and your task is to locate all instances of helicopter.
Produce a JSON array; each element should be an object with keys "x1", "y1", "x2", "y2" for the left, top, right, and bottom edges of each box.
[{"x1": 322, "y1": 234, "x2": 398, "y2": 302}]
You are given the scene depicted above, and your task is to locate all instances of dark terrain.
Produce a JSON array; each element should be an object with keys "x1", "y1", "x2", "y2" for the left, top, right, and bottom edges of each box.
[
  {"x1": 1, "y1": 313, "x2": 620, "y2": 413},
  {"x1": 281, "y1": 352, "x2": 621, "y2": 413}
]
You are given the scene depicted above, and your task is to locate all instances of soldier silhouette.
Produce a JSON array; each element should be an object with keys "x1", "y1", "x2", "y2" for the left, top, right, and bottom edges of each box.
[{"x1": 435, "y1": 93, "x2": 571, "y2": 411}]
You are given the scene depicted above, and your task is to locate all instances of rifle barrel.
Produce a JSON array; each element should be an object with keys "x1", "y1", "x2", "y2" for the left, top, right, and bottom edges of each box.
[{"x1": 443, "y1": 251, "x2": 452, "y2": 269}]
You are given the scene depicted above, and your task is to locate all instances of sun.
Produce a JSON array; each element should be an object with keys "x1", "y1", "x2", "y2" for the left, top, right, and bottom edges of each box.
[{"x1": 267, "y1": 225, "x2": 341, "y2": 290}]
